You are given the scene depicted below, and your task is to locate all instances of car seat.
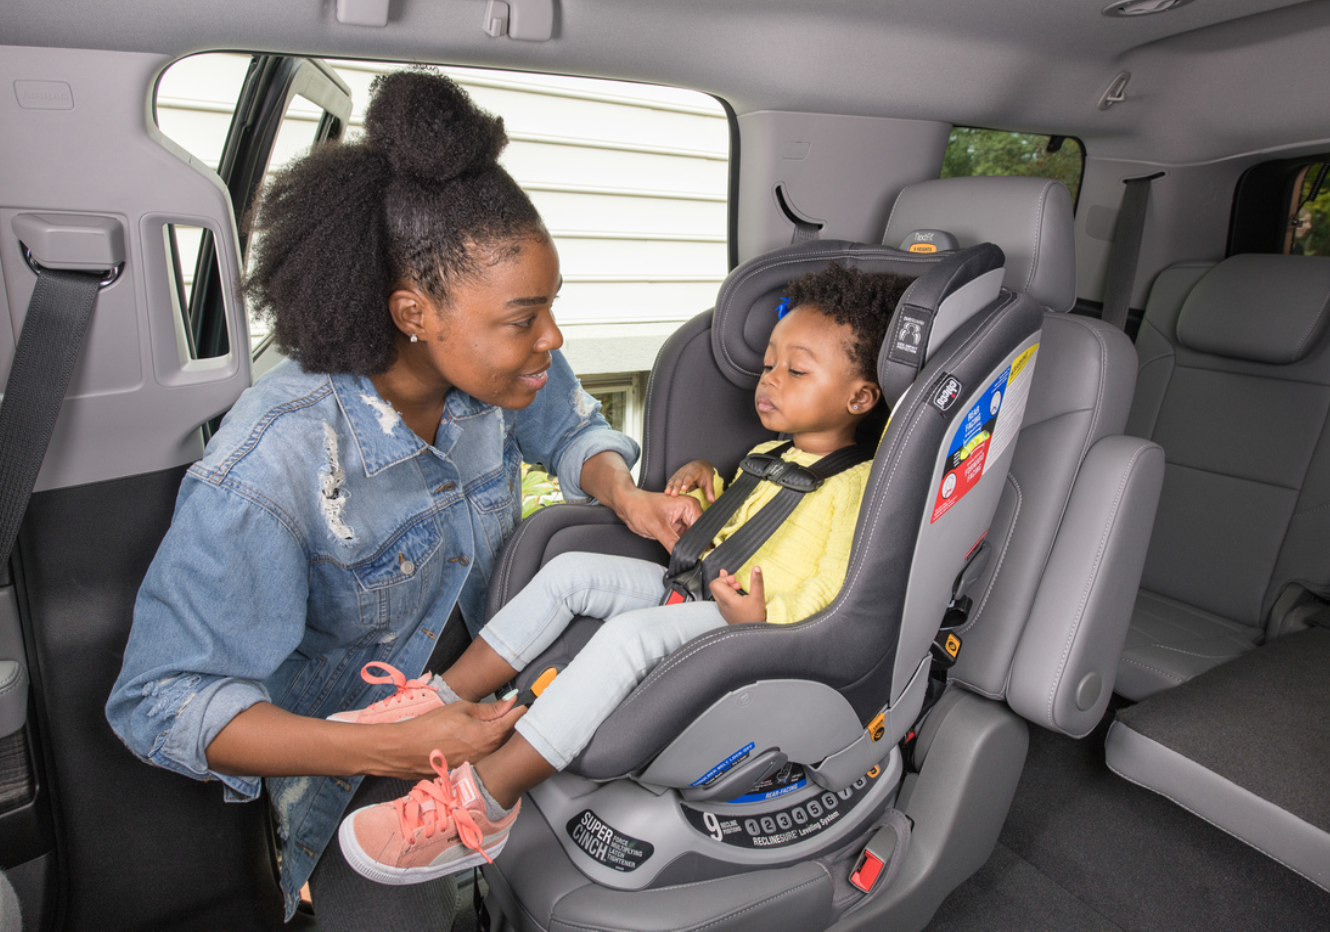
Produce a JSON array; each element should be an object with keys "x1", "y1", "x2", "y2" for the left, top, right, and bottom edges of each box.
[
  {"x1": 1104, "y1": 252, "x2": 1330, "y2": 892},
  {"x1": 481, "y1": 176, "x2": 1164, "y2": 932},
  {"x1": 1111, "y1": 254, "x2": 1330, "y2": 700}
]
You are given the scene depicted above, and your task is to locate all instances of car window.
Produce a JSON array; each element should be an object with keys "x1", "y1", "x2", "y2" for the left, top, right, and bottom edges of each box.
[
  {"x1": 941, "y1": 127, "x2": 1085, "y2": 207},
  {"x1": 1286, "y1": 161, "x2": 1329, "y2": 256},
  {"x1": 154, "y1": 54, "x2": 730, "y2": 508}
]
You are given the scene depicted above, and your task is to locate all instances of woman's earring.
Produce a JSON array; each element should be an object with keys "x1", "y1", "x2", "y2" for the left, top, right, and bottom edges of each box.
[
  {"x1": 409, "y1": 334, "x2": 419, "y2": 343},
  {"x1": 852, "y1": 403, "x2": 859, "y2": 411}
]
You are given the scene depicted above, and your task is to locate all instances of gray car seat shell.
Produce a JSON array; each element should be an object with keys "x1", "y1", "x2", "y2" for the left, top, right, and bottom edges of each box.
[
  {"x1": 886, "y1": 177, "x2": 1163, "y2": 737},
  {"x1": 481, "y1": 241, "x2": 1042, "y2": 925},
  {"x1": 1116, "y1": 253, "x2": 1330, "y2": 700},
  {"x1": 483, "y1": 176, "x2": 1165, "y2": 932}
]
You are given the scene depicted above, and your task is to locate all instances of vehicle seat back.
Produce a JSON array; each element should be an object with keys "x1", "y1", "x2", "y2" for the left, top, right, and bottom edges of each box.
[
  {"x1": 884, "y1": 176, "x2": 1164, "y2": 736},
  {"x1": 1116, "y1": 253, "x2": 1330, "y2": 699}
]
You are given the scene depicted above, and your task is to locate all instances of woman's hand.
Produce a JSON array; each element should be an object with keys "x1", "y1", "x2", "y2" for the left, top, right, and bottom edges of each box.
[
  {"x1": 205, "y1": 696, "x2": 525, "y2": 781},
  {"x1": 666, "y1": 460, "x2": 717, "y2": 502},
  {"x1": 386, "y1": 696, "x2": 525, "y2": 779},
  {"x1": 579, "y1": 450, "x2": 701, "y2": 551},
  {"x1": 711, "y1": 567, "x2": 767, "y2": 625},
  {"x1": 617, "y1": 486, "x2": 702, "y2": 552}
]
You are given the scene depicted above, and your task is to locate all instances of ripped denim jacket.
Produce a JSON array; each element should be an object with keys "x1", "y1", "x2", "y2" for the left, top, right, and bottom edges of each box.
[{"x1": 105, "y1": 352, "x2": 637, "y2": 918}]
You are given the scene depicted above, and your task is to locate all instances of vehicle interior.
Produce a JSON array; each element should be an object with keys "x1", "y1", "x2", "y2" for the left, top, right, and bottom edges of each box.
[{"x1": 2, "y1": 1, "x2": 1330, "y2": 931}]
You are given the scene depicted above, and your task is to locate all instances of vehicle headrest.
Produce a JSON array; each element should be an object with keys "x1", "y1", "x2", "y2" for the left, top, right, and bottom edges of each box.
[
  {"x1": 710, "y1": 239, "x2": 1003, "y2": 391},
  {"x1": 883, "y1": 176, "x2": 1076, "y2": 312},
  {"x1": 1175, "y1": 253, "x2": 1330, "y2": 364}
]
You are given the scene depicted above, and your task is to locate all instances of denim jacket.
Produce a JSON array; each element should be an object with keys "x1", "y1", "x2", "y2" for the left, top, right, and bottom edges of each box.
[{"x1": 105, "y1": 353, "x2": 637, "y2": 919}]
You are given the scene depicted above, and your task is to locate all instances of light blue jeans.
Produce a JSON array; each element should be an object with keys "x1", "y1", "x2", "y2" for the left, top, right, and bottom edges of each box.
[{"x1": 479, "y1": 552, "x2": 727, "y2": 769}]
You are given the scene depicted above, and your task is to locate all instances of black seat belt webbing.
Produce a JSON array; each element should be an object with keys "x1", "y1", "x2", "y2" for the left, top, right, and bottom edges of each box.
[
  {"x1": 0, "y1": 268, "x2": 103, "y2": 568},
  {"x1": 1100, "y1": 172, "x2": 1164, "y2": 332},
  {"x1": 663, "y1": 442, "x2": 874, "y2": 602}
]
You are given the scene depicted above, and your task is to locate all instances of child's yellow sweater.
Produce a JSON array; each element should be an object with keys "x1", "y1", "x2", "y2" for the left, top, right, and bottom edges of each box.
[{"x1": 691, "y1": 440, "x2": 872, "y2": 625}]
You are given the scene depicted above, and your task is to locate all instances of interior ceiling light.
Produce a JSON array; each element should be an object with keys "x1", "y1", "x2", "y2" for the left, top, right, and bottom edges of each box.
[{"x1": 1103, "y1": 0, "x2": 1196, "y2": 16}]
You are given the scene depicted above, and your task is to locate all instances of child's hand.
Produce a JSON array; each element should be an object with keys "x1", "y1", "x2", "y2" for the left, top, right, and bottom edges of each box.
[
  {"x1": 711, "y1": 567, "x2": 767, "y2": 624},
  {"x1": 666, "y1": 460, "x2": 718, "y2": 502}
]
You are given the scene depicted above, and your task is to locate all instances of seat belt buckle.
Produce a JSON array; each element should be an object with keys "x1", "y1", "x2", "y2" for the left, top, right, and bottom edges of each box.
[
  {"x1": 660, "y1": 563, "x2": 707, "y2": 605},
  {"x1": 849, "y1": 822, "x2": 901, "y2": 893},
  {"x1": 849, "y1": 849, "x2": 885, "y2": 893}
]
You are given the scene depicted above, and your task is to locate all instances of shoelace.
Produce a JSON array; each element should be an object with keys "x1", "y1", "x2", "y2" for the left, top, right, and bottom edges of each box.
[
  {"x1": 395, "y1": 751, "x2": 492, "y2": 861},
  {"x1": 359, "y1": 661, "x2": 439, "y2": 708}
]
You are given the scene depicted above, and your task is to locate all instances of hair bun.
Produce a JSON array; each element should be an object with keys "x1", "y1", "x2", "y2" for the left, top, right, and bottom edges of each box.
[{"x1": 364, "y1": 69, "x2": 508, "y2": 183}]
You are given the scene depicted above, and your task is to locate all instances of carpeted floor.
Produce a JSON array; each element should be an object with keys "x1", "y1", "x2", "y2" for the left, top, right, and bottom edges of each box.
[{"x1": 925, "y1": 705, "x2": 1330, "y2": 932}]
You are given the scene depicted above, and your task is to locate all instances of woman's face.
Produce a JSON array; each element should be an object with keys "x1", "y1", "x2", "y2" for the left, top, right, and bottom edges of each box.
[{"x1": 415, "y1": 236, "x2": 564, "y2": 410}]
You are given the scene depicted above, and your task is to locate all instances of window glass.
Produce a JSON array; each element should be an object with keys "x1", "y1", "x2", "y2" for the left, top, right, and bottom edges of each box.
[
  {"x1": 154, "y1": 55, "x2": 729, "y2": 461},
  {"x1": 941, "y1": 128, "x2": 1085, "y2": 206},
  {"x1": 1287, "y1": 162, "x2": 1330, "y2": 257}
]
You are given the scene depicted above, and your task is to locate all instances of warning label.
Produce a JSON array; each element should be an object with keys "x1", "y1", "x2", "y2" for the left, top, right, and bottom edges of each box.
[
  {"x1": 567, "y1": 810, "x2": 655, "y2": 872},
  {"x1": 930, "y1": 343, "x2": 1038, "y2": 524},
  {"x1": 984, "y1": 343, "x2": 1037, "y2": 471},
  {"x1": 681, "y1": 771, "x2": 879, "y2": 850}
]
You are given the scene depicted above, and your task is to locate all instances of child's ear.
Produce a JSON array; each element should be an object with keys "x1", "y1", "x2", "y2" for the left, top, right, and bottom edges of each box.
[{"x1": 849, "y1": 382, "x2": 881, "y2": 414}]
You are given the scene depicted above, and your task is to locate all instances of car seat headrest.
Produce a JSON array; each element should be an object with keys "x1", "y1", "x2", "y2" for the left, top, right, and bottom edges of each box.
[
  {"x1": 883, "y1": 176, "x2": 1076, "y2": 312},
  {"x1": 711, "y1": 239, "x2": 1004, "y2": 392},
  {"x1": 878, "y1": 242, "x2": 1007, "y2": 404},
  {"x1": 1175, "y1": 253, "x2": 1330, "y2": 364}
]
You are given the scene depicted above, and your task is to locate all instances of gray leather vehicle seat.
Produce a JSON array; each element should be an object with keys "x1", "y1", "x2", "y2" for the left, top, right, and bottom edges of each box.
[
  {"x1": 886, "y1": 177, "x2": 1165, "y2": 738},
  {"x1": 1105, "y1": 252, "x2": 1330, "y2": 894},
  {"x1": 1113, "y1": 254, "x2": 1330, "y2": 700}
]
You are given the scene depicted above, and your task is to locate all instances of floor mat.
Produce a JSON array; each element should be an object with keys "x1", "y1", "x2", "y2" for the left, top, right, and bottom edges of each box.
[
  {"x1": 925, "y1": 709, "x2": 1330, "y2": 932},
  {"x1": 1115, "y1": 626, "x2": 1330, "y2": 834}
]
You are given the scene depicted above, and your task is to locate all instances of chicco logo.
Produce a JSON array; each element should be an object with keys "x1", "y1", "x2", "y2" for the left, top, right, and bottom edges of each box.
[{"x1": 932, "y1": 376, "x2": 963, "y2": 412}]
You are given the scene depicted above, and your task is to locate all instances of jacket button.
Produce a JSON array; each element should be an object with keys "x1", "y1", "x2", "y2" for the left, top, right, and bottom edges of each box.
[
  {"x1": 400, "y1": 559, "x2": 416, "y2": 575},
  {"x1": 436, "y1": 480, "x2": 457, "y2": 493},
  {"x1": 457, "y1": 554, "x2": 470, "y2": 566}
]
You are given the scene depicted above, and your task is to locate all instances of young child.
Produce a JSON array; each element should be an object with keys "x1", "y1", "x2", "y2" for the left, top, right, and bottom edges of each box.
[{"x1": 333, "y1": 261, "x2": 914, "y2": 885}]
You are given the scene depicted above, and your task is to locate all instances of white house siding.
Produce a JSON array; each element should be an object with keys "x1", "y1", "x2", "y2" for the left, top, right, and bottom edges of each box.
[{"x1": 154, "y1": 54, "x2": 730, "y2": 409}]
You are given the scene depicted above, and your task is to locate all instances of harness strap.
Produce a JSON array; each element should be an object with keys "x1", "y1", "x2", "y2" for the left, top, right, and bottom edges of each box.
[{"x1": 662, "y1": 441, "x2": 874, "y2": 603}]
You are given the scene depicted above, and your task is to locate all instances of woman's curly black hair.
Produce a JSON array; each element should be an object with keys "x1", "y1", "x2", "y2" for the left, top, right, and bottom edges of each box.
[
  {"x1": 244, "y1": 68, "x2": 546, "y2": 375},
  {"x1": 783, "y1": 261, "x2": 914, "y2": 382}
]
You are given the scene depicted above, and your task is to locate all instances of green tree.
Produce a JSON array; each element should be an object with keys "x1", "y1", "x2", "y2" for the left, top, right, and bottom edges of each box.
[
  {"x1": 942, "y1": 128, "x2": 1083, "y2": 203},
  {"x1": 1296, "y1": 165, "x2": 1330, "y2": 257}
]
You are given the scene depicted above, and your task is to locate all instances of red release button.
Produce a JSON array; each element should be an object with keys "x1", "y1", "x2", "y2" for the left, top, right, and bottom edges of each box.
[{"x1": 850, "y1": 850, "x2": 885, "y2": 892}]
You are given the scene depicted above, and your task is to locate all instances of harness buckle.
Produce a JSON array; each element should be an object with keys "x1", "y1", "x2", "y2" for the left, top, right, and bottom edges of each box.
[{"x1": 739, "y1": 452, "x2": 822, "y2": 493}]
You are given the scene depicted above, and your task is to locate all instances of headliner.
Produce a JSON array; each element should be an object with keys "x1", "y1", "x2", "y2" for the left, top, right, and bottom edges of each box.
[{"x1": 3, "y1": 0, "x2": 1329, "y2": 165}]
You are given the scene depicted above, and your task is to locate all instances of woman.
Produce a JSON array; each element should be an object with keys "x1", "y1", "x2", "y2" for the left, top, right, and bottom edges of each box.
[{"x1": 105, "y1": 69, "x2": 698, "y2": 927}]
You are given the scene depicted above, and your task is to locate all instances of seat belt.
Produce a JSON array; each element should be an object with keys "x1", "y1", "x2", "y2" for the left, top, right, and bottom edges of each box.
[
  {"x1": 0, "y1": 267, "x2": 105, "y2": 568},
  {"x1": 1100, "y1": 171, "x2": 1165, "y2": 332},
  {"x1": 661, "y1": 441, "x2": 875, "y2": 604}
]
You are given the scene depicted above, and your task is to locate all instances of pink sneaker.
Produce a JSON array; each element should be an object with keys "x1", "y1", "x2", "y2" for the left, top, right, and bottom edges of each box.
[
  {"x1": 338, "y1": 752, "x2": 519, "y2": 885},
  {"x1": 327, "y1": 662, "x2": 447, "y2": 724}
]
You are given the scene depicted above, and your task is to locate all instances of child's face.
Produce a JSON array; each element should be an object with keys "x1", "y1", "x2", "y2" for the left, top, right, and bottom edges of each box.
[{"x1": 756, "y1": 307, "x2": 876, "y2": 446}]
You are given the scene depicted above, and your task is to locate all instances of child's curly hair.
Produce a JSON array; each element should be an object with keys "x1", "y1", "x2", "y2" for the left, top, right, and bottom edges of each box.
[
  {"x1": 783, "y1": 262, "x2": 913, "y2": 383},
  {"x1": 244, "y1": 68, "x2": 546, "y2": 375}
]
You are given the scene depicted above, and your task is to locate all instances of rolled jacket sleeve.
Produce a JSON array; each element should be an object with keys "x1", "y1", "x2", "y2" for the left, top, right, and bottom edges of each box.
[
  {"x1": 106, "y1": 474, "x2": 311, "y2": 801},
  {"x1": 513, "y1": 350, "x2": 639, "y2": 503}
]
